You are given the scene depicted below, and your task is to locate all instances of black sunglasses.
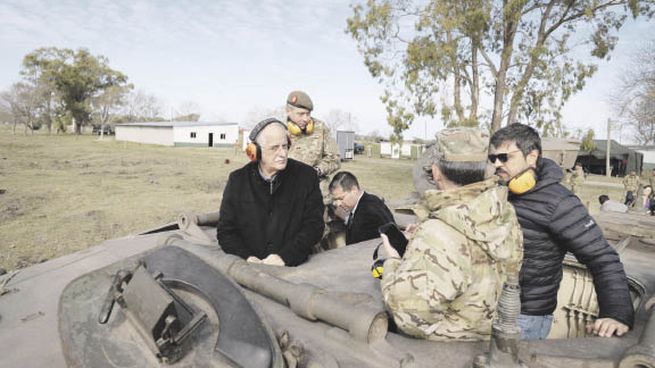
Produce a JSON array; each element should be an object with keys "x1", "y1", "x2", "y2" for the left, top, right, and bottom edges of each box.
[{"x1": 488, "y1": 150, "x2": 521, "y2": 163}]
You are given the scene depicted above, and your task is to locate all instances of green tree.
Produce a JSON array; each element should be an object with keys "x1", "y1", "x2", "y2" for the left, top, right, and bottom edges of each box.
[
  {"x1": 1, "y1": 83, "x2": 41, "y2": 135},
  {"x1": 347, "y1": 0, "x2": 650, "y2": 138},
  {"x1": 173, "y1": 113, "x2": 201, "y2": 122},
  {"x1": 21, "y1": 47, "x2": 129, "y2": 134},
  {"x1": 580, "y1": 128, "x2": 595, "y2": 152},
  {"x1": 92, "y1": 84, "x2": 133, "y2": 136}
]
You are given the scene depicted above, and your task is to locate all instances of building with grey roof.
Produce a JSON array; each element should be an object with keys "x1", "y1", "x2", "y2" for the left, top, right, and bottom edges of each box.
[{"x1": 115, "y1": 121, "x2": 239, "y2": 147}]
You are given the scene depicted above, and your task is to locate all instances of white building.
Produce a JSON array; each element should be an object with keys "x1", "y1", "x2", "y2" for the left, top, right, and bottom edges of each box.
[
  {"x1": 115, "y1": 121, "x2": 239, "y2": 147},
  {"x1": 380, "y1": 141, "x2": 425, "y2": 159}
]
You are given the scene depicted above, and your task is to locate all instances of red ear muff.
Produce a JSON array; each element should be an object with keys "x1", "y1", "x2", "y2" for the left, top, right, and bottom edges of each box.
[
  {"x1": 245, "y1": 137, "x2": 291, "y2": 162},
  {"x1": 245, "y1": 142, "x2": 258, "y2": 162}
]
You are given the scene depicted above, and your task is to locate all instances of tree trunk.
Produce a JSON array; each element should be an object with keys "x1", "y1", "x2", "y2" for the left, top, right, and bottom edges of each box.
[
  {"x1": 448, "y1": 31, "x2": 465, "y2": 124},
  {"x1": 491, "y1": 0, "x2": 524, "y2": 133},
  {"x1": 506, "y1": 1, "x2": 553, "y2": 126},
  {"x1": 469, "y1": 38, "x2": 480, "y2": 124}
]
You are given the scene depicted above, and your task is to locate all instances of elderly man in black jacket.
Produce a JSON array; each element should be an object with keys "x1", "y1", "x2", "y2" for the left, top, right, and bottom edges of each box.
[
  {"x1": 489, "y1": 123, "x2": 633, "y2": 340},
  {"x1": 217, "y1": 118, "x2": 324, "y2": 266}
]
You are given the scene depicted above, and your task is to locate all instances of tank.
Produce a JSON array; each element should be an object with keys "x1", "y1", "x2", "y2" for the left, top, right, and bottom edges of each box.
[
  {"x1": 541, "y1": 138, "x2": 581, "y2": 170},
  {"x1": 1, "y1": 207, "x2": 655, "y2": 368}
]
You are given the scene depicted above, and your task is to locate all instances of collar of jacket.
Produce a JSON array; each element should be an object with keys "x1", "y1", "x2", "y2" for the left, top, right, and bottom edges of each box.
[
  {"x1": 249, "y1": 161, "x2": 285, "y2": 194},
  {"x1": 508, "y1": 157, "x2": 563, "y2": 198},
  {"x1": 412, "y1": 177, "x2": 498, "y2": 220}
]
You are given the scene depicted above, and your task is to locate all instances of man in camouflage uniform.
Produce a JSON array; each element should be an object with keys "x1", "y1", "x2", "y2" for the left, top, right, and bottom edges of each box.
[
  {"x1": 379, "y1": 128, "x2": 523, "y2": 341},
  {"x1": 623, "y1": 171, "x2": 640, "y2": 207},
  {"x1": 285, "y1": 91, "x2": 340, "y2": 203},
  {"x1": 570, "y1": 164, "x2": 585, "y2": 195}
]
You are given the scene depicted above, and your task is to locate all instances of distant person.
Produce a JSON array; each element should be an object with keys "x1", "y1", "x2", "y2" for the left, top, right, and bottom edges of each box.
[
  {"x1": 641, "y1": 185, "x2": 655, "y2": 215},
  {"x1": 649, "y1": 168, "x2": 655, "y2": 189},
  {"x1": 217, "y1": 118, "x2": 324, "y2": 266},
  {"x1": 623, "y1": 171, "x2": 640, "y2": 207},
  {"x1": 490, "y1": 123, "x2": 633, "y2": 340},
  {"x1": 285, "y1": 90, "x2": 340, "y2": 202},
  {"x1": 598, "y1": 195, "x2": 628, "y2": 213},
  {"x1": 329, "y1": 171, "x2": 394, "y2": 245},
  {"x1": 379, "y1": 128, "x2": 523, "y2": 341},
  {"x1": 570, "y1": 164, "x2": 585, "y2": 195}
]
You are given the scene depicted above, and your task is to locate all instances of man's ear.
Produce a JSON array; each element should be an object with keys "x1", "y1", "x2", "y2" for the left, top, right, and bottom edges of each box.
[
  {"x1": 526, "y1": 149, "x2": 539, "y2": 168},
  {"x1": 431, "y1": 164, "x2": 444, "y2": 189}
]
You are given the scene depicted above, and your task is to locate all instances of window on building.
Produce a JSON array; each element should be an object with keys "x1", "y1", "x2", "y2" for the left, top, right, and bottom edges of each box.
[
  {"x1": 190, "y1": 132, "x2": 196, "y2": 138},
  {"x1": 220, "y1": 133, "x2": 226, "y2": 140}
]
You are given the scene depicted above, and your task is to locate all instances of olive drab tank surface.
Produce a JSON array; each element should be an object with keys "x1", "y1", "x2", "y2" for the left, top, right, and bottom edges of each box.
[
  {"x1": 3, "y1": 137, "x2": 655, "y2": 367},
  {"x1": 2, "y1": 203, "x2": 655, "y2": 366}
]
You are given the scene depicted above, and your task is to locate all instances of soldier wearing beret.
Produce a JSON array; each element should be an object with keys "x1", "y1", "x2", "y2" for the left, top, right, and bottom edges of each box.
[
  {"x1": 217, "y1": 118, "x2": 324, "y2": 266},
  {"x1": 379, "y1": 128, "x2": 523, "y2": 341},
  {"x1": 285, "y1": 90, "x2": 340, "y2": 203}
]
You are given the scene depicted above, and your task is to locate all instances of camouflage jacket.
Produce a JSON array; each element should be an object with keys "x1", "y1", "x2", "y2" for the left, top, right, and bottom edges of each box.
[
  {"x1": 288, "y1": 118, "x2": 340, "y2": 178},
  {"x1": 623, "y1": 175, "x2": 640, "y2": 192},
  {"x1": 381, "y1": 178, "x2": 523, "y2": 341}
]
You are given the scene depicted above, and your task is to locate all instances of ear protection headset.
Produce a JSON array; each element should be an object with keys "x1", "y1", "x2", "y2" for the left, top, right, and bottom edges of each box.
[
  {"x1": 288, "y1": 118, "x2": 315, "y2": 136},
  {"x1": 508, "y1": 168, "x2": 537, "y2": 194},
  {"x1": 245, "y1": 118, "x2": 291, "y2": 162}
]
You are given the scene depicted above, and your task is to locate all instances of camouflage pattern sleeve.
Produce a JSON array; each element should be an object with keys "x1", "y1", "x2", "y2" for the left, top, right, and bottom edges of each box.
[
  {"x1": 316, "y1": 123, "x2": 340, "y2": 177},
  {"x1": 380, "y1": 219, "x2": 472, "y2": 336}
]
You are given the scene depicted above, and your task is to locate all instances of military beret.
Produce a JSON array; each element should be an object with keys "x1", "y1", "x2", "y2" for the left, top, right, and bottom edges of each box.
[
  {"x1": 286, "y1": 90, "x2": 313, "y2": 111},
  {"x1": 428, "y1": 127, "x2": 489, "y2": 162},
  {"x1": 249, "y1": 117, "x2": 287, "y2": 142}
]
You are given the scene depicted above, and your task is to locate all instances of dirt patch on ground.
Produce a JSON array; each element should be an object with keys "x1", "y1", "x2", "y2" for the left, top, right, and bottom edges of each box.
[
  {"x1": 197, "y1": 179, "x2": 225, "y2": 194},
  {"x1": 0, "y1": 198, "x2": 24, "y2": 222}
]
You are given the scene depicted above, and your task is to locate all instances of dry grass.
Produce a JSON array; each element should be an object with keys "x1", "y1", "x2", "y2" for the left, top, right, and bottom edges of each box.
[
  {"x1": 0, "y1": 124, "x2": 626, "y2": 271},
  {"x1": 0, "y1": 126, "x2": 414, "y2": 271}
]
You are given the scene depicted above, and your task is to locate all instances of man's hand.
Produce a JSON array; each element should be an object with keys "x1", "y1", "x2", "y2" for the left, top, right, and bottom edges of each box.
[
  {"x1": 246, "y1": 256, "x2": 261, "y2": 264},
  {"x1": 380, "y1": 234, "x2": 401, "y2": 259},
  {"x1": 403, "y1": 223, "x2": 420, "y2": 239},
  {"x1": 261, "y1": 254, "x2": 285, "y2": 266},
  {"x1": 586, "y1": 318, "x2": 629, "y2": 337}
]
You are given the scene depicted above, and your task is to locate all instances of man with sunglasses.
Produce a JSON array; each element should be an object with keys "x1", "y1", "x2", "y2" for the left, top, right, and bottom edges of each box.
[{"x1": 489, "y1": 123, "x2": 633, "y2": 340}]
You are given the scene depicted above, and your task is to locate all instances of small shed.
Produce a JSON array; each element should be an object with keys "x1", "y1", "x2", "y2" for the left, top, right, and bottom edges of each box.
[
  {"x1": 576, "y1": 139, "x2": 643, "y2": 176},
  {"x1": 380, "y1": 141, "x2": 424, "y2": 159},
  {"x1": 627, "y1": 145, "x2": 655, "y2": 172},
  {"x1": 115, "y1": 121, "x2": 239, "y2": 147},
  {"x1": 336, "y1": 130, "x2": 355, "y2": 160}
]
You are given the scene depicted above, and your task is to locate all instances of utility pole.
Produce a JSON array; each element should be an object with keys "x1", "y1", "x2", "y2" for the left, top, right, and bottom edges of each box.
[{"x1": 606, "y1": 119, "x2": 611, "y2": 177}]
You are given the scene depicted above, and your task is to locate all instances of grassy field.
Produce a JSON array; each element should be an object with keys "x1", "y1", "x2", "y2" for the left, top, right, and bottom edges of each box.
[
  {"x1": 0, "y1": 126, "x2": 416, "y2": 271},
  {"x1": 0, "y1": 125, "x2": 626, "y2": 271}
]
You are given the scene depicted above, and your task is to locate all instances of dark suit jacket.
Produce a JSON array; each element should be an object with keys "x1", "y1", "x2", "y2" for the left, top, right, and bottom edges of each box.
[{"x1": 346, "y1": 192, "x2": 395, "y2": 245}]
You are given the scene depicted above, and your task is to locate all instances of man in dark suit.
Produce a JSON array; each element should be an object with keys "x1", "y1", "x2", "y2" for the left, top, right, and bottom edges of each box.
[{"x1": 329, "y1": 171, "x2": 395, "y2": 245}]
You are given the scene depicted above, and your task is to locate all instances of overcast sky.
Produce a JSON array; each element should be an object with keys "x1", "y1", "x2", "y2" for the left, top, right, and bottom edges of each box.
[{"x1": 0, "y1": 0, "x2": 653, "y2": 141}]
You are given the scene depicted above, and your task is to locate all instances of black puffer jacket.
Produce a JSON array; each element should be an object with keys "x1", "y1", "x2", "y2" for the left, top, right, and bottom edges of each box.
[{"x1": 510, "y1": 158, "x2": 634, "y2": 327}]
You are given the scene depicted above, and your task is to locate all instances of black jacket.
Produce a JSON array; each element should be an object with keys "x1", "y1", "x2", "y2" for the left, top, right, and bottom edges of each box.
[
  {"x1": 217, "y1": 159, "x2": 324, "y2": 266},
  {"x1": 510, "y1": 158, "x2": 634, "y2": 327},
  {"x1": 346, "y1": 192, "x2": 395, "y2": 245}
]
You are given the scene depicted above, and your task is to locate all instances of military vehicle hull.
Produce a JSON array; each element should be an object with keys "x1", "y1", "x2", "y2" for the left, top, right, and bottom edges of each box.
[{"x1": 1, "y1": 211, "x2": 655, "y2": 368}]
